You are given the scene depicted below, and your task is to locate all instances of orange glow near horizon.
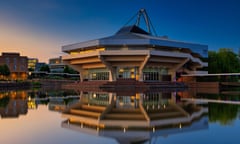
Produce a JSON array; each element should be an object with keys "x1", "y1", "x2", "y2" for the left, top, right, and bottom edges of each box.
[{"x1": 0, "y1": 20, "x2": 64, "y2": 63}]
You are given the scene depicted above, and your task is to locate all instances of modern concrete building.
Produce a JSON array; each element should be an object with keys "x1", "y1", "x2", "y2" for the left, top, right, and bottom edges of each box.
[
  {"x1": 62, "y1": 116, "x2": 208, "y2": 144},
  {"x1": 62, "y1": 10, "x2": 208, "y2": 82},
  {"x1": 0, "y1": 52, "x2": 28, "y2": 80}
]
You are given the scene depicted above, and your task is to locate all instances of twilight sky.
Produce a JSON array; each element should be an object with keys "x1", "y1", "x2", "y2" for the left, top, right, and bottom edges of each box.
[{"x1": 0, "y1": 0, "x2": 240, "y2": 62}]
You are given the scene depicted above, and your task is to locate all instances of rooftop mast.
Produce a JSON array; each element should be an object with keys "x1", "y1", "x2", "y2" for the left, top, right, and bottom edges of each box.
[{"x1": 125, "y1": 8, "x2": 157, "y2": 36}]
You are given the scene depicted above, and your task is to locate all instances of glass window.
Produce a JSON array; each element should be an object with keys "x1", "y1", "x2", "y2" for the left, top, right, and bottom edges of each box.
[
  {"x1": 5, "y1": 57, "x2": 9, "y2": 64},
  {"x1": 90, "y1": 72, "x2": 109, "y2": 80},
  {"x1": 143, "y1": 67, "x2": 169, "y2": 81},
  {"x1": 14, "y1": 65, "x2": 17, "y2": 71}
]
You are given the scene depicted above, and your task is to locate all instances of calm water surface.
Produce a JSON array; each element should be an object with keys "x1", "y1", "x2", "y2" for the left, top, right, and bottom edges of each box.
[{"x1": 0, "y1": 88, "x2": 240, "y2": 144}]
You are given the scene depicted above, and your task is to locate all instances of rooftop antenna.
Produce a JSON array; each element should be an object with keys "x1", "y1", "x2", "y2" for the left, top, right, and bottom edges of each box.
[{"x1": 124, "y1": 8, "x2": 158, "y2": 36}]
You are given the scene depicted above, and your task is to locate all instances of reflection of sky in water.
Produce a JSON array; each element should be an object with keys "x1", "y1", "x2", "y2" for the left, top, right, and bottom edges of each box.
[
  {"x1": 155, "y1": 121, "x2": 240, "y2": 144},
  {"x1": 0, "y1": 90, "x2": 240, "y2": 144},
  {"x1": 1, "y1": 104, "x2": 239, "y2": 144},
  {"x1": 0, "y1": 105, "x2": 117, "y2": 144}
]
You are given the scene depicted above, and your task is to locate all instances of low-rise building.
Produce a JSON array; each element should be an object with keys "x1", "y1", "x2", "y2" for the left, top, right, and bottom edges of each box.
[
  {"x1": 49, "y1": 56, "x2": 65, "y2": 73},
  {"x1": 28, "y1": 58, "x2": 39, "y2": 71},
  {"x1": 34, "y1": 62, "x2": 47, "y2": 72},
  {"x1": 0, "y1": 52, "x2": 28, "y2": 80}
]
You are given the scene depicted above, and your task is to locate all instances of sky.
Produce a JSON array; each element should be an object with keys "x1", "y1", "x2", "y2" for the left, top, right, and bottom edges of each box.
[{"x1": 0, "y1": 0, "x2": 240, "y2": 62}]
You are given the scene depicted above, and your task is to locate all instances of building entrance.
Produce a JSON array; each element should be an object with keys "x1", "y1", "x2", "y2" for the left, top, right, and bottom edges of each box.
[{"x1": 117, "y1": 67, "x2": 139, "y2": 79}]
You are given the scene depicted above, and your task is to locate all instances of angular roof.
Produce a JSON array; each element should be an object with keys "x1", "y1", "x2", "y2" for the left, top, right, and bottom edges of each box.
[
  {"x1": 115, "y1": 25, "x2": 149, "y2": 35},
  {"x1": 62, "y1": 25, "x2": 208, "y2": 58}
]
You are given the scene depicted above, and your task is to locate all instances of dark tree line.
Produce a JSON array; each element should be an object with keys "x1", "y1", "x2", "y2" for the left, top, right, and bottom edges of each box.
[
  {"x1": 208, "y1": 103, "x2": 238, "y2": 125},
  {"x1": 208, "y1": 48, "x2": 240, "y2": 73},
  {"x1": 39, "y1": 65, "x2": 50, "y2": 72}
]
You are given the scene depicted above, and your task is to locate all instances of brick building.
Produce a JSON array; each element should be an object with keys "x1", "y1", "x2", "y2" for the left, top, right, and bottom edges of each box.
[{"x1": 0, "y1": 52, "x2": 28, "y2": 80}]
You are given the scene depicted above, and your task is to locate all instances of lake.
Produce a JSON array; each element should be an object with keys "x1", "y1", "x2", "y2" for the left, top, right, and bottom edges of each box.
[{"x1": 0, "y1": 87, "x2": 240, "y2": 144}]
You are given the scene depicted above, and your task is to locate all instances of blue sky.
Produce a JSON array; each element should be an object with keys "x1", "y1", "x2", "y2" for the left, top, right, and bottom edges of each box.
[{"x1": 0, "y1": 0, "x2": 240, "y2": 62}]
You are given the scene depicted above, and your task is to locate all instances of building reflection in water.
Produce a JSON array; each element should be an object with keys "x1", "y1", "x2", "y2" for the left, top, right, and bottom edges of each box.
[
  {"x1": 0, "y1": 89, "x2": 79, "y2": 119},
  {"x1": 0, "y1": 90, "x2": 28, "y2": 118},
  {"x1": 61, "y1": 91, "x2": 208, "y2": 144}
]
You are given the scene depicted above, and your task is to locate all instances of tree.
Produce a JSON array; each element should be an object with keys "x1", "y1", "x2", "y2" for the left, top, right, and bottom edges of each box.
[
  {"x1": 39, "y1": 65, "x2": 50, "y2": 73},
  {"x1": 208, "y1": 51, "x2": 219, "y2": 73},
  {"x1": 208, "y1": 103, "x2": 238, "y2": 125},
  {"x1": 28, "y1": 67, "x2": 34, "y2": 72},
  {"x1": 208, "y1": 48, "x2": 240, "y2": 73},
  {"x1": 63, "y1": 65, "x2": 78, "y2": 74},
  {"x1": 0, "y1": 64, "x2": 10, "y2": 77},
  {"x1": 0, "y1": 96, "x2": 10, "y2": 108}
]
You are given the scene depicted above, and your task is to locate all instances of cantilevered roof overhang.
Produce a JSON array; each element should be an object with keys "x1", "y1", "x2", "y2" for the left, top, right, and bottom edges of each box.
[{"x1": 62, "y1": 25, "x2": 208, "y2": 58}]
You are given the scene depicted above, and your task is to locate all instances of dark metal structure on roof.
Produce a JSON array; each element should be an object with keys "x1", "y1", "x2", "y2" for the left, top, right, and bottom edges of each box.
[{"x1": 124, "y1": 8, "x2": 157, "y2": 36}]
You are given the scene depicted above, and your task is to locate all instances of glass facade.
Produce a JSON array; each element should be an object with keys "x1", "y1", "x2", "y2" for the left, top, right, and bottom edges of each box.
[
  {"x1": 142, "y1": 92, "x2": 170, "y2": 110},
  {"x1": 82, "y1": 92, "x2": 109, "y2": 106},
  {"x1": 88, "y1": 69, "x2": 109, "y2": 80},
  {"x1": 143, "y1": 67, "x2": 169, "y2": 81},
  {"x1": 86, "y1": 67, "x2": 171, "y2": 81}
]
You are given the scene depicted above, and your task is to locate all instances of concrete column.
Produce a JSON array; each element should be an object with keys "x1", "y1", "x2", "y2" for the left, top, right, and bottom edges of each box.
[
  {"x1": 108, "y1": 70, "x2": 113, "y2": 81},
  {"x1": 79, "y1": 70, "x2": 84, "y2": 82},
  {"x1": 111, "y1": 67, "x2": 117, "y2": 81},
  {"x1": 169, "y1": 70, "x2": 176, "y2": 81},
  {"x1": 79, "y1": 91, "x2": 84, "y2": 103},
  {"x1": 139, "y1": 70, "x2": 143, "y2": 81},
  {"x1": 139, "y1": 93, "x2": 144, "y2": 104},
  {"x1": 139, "y1": 53, "x2": 150, "y2": 82},
  {"x1": 171, "y1": 92, "x2": 176, "y2": 103},
  {"x1": 108, "y1": 93, "x2": 114, "y2": 104},
  {"x1": 109, "y1": 67, "x2": 117, "y2": 81}
]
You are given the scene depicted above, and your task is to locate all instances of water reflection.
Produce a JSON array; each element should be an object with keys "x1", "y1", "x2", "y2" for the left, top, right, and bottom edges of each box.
[
  {"x1": 2, "y1": 87, "x2": 240, "y2": 144},
  {"x1": 61, "y1": 91, "x2": 208, "y2": 144},
  {"x1": 209, "y1": 103, "x2": 238, "y2": 125},
  {"x1": 179, "y1": 88, "x2": 240, "y2": 125},
  {"x1": 0, "y1": 90, "x2": 28, "y2": 118},
  {"x1": 0, "y1": 89, "x2": 79, "y2": 119}
]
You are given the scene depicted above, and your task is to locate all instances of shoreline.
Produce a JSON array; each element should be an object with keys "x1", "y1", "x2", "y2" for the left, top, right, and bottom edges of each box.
[{"x1": 0, "y1": 81, "x2": 31, "y2": 90}]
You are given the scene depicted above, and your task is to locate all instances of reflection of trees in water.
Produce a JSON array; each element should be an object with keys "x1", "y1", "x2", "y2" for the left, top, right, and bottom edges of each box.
[
  {"x1": 208, "y1": 103, "x2": 238, "y2": 125},
  {"x1": 0, "y1": 96, "x2": 10, "y2": 107},
  {"x1": 197, "y1": 93, "x2": 240, "y2": 101}
]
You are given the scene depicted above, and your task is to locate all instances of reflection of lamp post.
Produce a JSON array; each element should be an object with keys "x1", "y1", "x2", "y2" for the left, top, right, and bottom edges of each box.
[{"x1": 28, "y1": 71, "x2": 32, "y2": 79}]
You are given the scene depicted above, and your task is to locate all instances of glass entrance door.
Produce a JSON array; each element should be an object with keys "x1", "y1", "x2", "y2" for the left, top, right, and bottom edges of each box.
[{"x1": 117, "y1": 67, "x2": 138, "y2": 79}]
